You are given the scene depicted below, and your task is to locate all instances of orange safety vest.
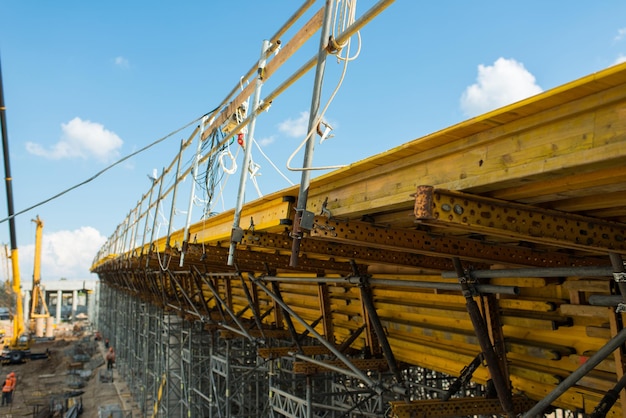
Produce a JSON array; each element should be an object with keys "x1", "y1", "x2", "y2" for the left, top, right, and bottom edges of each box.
[{"x1": 2, "y1": 377, "x2": 13, "y2": 392}]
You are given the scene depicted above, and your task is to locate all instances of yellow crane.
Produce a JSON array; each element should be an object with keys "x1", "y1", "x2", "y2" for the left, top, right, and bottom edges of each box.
[
  {"x1": 29, "y1": 216, "x2": 50, "y2": 335},
  {"x1": 0, "y1": 59, "x2": 47, "y2": 363}
]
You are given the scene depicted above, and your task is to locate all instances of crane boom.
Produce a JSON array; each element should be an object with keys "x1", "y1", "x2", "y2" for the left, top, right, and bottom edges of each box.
[
  {"x1": 30, "y1": 216, "x2": 50, "y2": 324},
  {"x1": 0, "y1": 57, "x2": 30, "y2": 354}
]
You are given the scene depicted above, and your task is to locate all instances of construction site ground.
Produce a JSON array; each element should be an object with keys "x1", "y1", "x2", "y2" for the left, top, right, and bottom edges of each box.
[{"x1": 0, "y1": 321, "x2": 140, "y2": 418}]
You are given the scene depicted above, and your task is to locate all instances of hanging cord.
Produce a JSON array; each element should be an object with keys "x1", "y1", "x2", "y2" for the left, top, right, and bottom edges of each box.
[
  {"x1": 285, "y1": 36, "x2": 352, "y2": 172},
  {"x1": 0, "y1": 106, "x2": 219, "y2": 224},
  {"x1": 154, "y1": 207, "x2": 172, "y2": 271},
  {"x1": 332, "y1": 0, "x2": 361, "y2": 62},
  {"x1": 203, "y1": 145, "x2": 240, "y2": 217},
  {"x1": 286, "y1": 0, "x2": 360, "y2": 172},
  {"x1": 252, "y1": 138, "x2": 294, "y2": 186},
  {"x1": 248, "y1": 157, "x2": 263, "y2": 198},
  {"x1": 218, "y1": 142, "x2": 238, "y2": 175}
]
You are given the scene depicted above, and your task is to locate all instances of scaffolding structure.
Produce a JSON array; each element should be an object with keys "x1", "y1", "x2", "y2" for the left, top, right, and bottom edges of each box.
[{"x1": 99, "y1": 284, "x2": 515, "y2": 418}]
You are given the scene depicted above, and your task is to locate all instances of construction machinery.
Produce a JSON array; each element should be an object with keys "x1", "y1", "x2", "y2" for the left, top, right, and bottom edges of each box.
[
  {"x1": 0, "y1": 60, "x2": 47, "y2": 363},
  {"x1": 29, "y1": 216, "x2": 51, "y2": 337}
]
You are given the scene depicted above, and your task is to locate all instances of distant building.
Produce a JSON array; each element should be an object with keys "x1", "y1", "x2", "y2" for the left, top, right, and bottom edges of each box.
[{"x1": 22, "y1": 279, "x2": 99, "y2": 327}]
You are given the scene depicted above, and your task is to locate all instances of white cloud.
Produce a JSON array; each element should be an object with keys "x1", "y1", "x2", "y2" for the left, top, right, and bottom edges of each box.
[
  {"x1": 19, "y1": 226, "x2": 107, "y2": 282},
  {"x1": 460, "y1": 57, "x2": 543, "y2": 117},
  {"x1": 615, "y1": 28, "x2": 626, "y2": 42},
  {"x1": 26, "y1": 117, "x2": 123, "y2": 162},
  {"x1": 114, "y1": 56, "x2": 130, "y2": 68},
  {"x1": 258, "y1": 136, "x2": 276, "y2": 146},
  {"x1": 278, "y1": 111, "x2": 309, "y2": 138},
  {"x1": 615, "y1": 54, "x2": 626, "y2": 65}
]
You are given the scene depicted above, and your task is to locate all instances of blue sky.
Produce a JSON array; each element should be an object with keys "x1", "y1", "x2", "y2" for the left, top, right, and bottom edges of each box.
[{"x1": 1, "y1": 0, "x2": 625, "y2": 282}]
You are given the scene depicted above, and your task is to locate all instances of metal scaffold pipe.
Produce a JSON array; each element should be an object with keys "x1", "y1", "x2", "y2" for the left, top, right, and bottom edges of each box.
[
  {"x1": 441, "y1": 265, "x2": 614, "y2": 279},
  {"x1": 523, "y1": 326, "x2": 626, "y2": 417},
  {"x1": 290, "y1": 0, "x2": 335, "y2": 267},
  {"x1": 228, "y1": 39, "x2": 271, "y2": 266},
  {"x1": 258, "y1": 275, "x2": 519, "y2": 294},
  {"x1": 250, "y1": 274, "x2": 382, "y2": 393},
  {"x1": 180, "y1": 116, "x2": 207, "y2": 267},
  {"x1": 453, "y1": 258, "x2": 514, "y2": 417}
]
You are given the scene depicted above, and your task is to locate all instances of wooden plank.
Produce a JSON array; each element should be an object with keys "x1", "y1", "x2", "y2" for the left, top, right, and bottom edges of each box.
[
  {"x1": 489, "y1": 276, "x2": 562, "y2": 288},
  {"x1": 498, "y1": 298, "x2": 557, "y2": 312},
  {"x1": 562, "y1": 279, "x2": 612, "y2": 293},
  {"x1": 586, "y1": 325, "x2": 612, "y2": 339},
  {"x1": 501, "y1": 315, "x2": 567, "y2": 331},
  {"x1": 560, "y1": 304, "x2": 611, "y2": 319}
]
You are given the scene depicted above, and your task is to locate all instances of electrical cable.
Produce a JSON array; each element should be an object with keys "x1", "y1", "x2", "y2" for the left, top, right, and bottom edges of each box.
[
  {"x1": 333, "y1": 0, "x2": 361, "y2": 62},
  {"x1": 286, "y1": 0, "x2": 359, "y2": 172},
  {"x1": 252, "y1": 138, "x2": 294, "y2": 186},
  {"x1": 0, "y1": 107, "x2": 220, "y2": 225},
  {"x1": 285, "y1": 36, "x2": 352, "y2": 172}
]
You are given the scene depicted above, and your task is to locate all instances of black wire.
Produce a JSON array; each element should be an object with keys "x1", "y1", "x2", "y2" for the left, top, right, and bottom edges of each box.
[{"x1": 0, "y1": 106, "x2": 220, "y2": 225}]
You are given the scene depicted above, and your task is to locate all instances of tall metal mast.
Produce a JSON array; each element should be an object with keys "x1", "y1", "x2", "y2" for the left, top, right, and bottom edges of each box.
[{"x1": 0, "y1": 57, "x2": 27, "y2": 347}]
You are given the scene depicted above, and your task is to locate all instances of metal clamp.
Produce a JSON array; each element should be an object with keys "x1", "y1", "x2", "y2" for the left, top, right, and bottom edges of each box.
[{"x1": 613, "y1": 272, "x2": 626, "y2": 282}]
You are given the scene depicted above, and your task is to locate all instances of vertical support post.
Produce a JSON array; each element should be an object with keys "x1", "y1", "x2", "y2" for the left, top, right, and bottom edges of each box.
[
  {"x1": 452, "y1": 257, "x2": 514, "y2": 416},
  {"x1": 306, "y1": 375, "x2": 312, "y2": 418},
  {"x1": 225, "y1": 339, "x2": 231, "y2": 418},
  {"x1": 129, "y1": 204, "x2": 140, "y2": 256},
  {"x1": 120, "y1": 209, "x2": 133, "y2": 256},
  {"x1": 228, "y1": 39, "x2": 271, "y2": 266},
  {"x1": 290, "y1": 0, "x2": 335, "y2": 267},
  {"x1": 610, "y1": 253, "x2": 626, "y2": 300},
  {"x1": 318, "y1": 283, "x2": 335, "y2": 344},
  {"x1": 166, "y1": 139, "x2": 185, "y2": 249},
  {"x1": 147, "y1": 167, "x2": 165, "y2": 267},
  {"x1": 359, "y1": 281, "x2": 404, "y2": 386},
  {"x1": 271, "y1": 281, "x2": 303, "y2": 353},
  {"x1": 140, "y1": 185, "x2": 157, "y2": 256}
]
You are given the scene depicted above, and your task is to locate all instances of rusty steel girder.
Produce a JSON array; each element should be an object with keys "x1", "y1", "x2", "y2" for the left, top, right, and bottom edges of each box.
[
  {"x1": 308, "y1": 216, "x2": 608, "y2": 268},
  {"x1": 413, "y1": 185, "x2": 626, "y2": 255},
  {"x1": 242, "y1": 230, "x2": 463, "y2": 271},
  {"x1": 292, "y1": 358, "x2": 390, "y2": 375},
  {"x1": 390, "y1": 395, "x2": 536, "y2": 418}
]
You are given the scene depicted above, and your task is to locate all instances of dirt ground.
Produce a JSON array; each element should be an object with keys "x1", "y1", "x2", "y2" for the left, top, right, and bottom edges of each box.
[{"x1": 0, "y1": 322, "x2": 139, "y2": 418}]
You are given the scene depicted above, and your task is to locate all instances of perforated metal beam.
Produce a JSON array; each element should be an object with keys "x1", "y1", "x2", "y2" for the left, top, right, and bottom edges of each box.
[
  {"x1": 308, "y1": 216, "x2": 608, "y2": 268},
  {"x1": 292, "y1": 358, "x2": 390, "y2": 375},
  {"x1": 390, "y1": 395, "x2": 536, "y2": 418},
  {"x1": 242, "y1": 230, "x2": 462, "y2": 271},
  {"x1": 414, "y1": 186, "x2": 626, "y2": 255}
]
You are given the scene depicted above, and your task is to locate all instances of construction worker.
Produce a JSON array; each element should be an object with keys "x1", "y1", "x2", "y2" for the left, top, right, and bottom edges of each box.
[
  {"x1": 106, "y1": 347, "x2": 115, "y2": 370},
  {"x1": 1, "y1": 372, "x2": 15, "y2": 406}
]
